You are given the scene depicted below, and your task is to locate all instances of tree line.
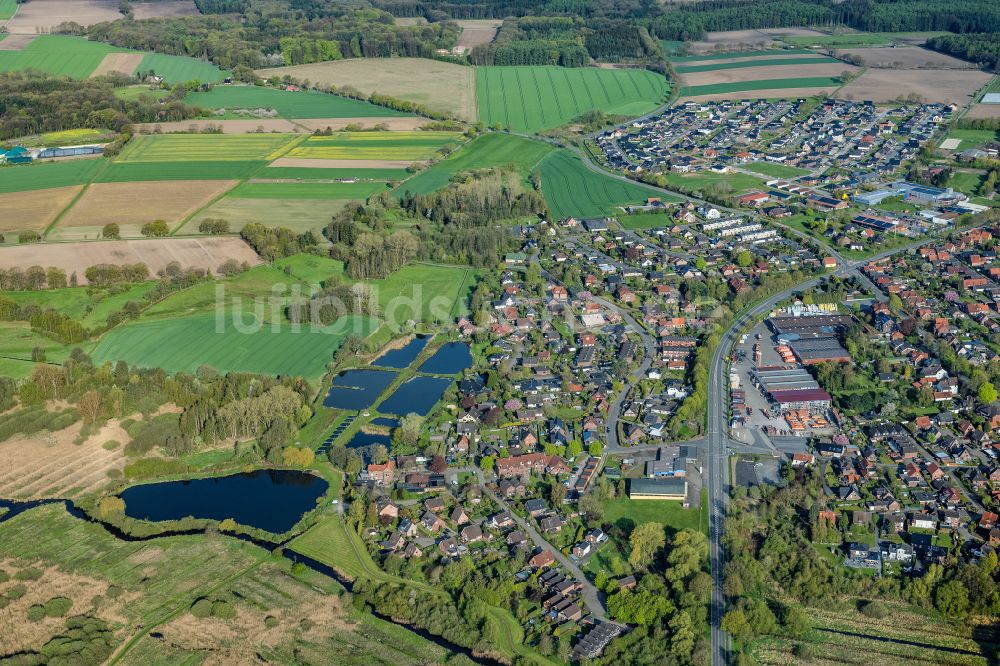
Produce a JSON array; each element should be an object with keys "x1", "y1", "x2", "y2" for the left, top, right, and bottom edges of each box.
[{"x1": 927, "y1": 33, "x2": 1000, "y2": 70}]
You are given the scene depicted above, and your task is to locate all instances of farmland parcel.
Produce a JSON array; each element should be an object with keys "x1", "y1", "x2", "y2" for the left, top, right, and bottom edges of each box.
[
  {"x1": 538, "y1": 150, "x2": 674, "y2": 220},
  {"x1": 91, "y1": 313, "x2": 379, "y2": 380},
  {"x1": 185, "y1": 86, "x2": 413, "y2": 119},
  {"x1": 257, "y1": 58, "x2": 478, "y2": 122},
  {"x1": 476, "y1": 66, "x2": 667, "y2": 133}
]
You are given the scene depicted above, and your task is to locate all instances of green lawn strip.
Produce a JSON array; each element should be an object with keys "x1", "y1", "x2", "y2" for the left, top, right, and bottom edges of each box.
[
  {"x1": 0, "y1": 159, "x2": 103, "y2": 194},
  {"x1": 661, "y1": 170, "x2": 766, "y2": 192},
  {"x1": 538, "y1": 149, "x2": 678, "y2": 219},
  {"x1": 261, "y1": 166, "x2": 411, "y2": 181},
  {"x1": 948, "y1": 171, "x2": 986, "y2": 195},
  {"x1": 0, "y1": 0, "x2": 15, "y2": 19},
  {"x1": 620, "y1": 212, "x2": 673, "y2": 230},
  {"x1": 396, "y1": 132, "x2": 554, "y2": 195},
  {"x1": 95, "y1": 160, "x2": 269, "y2": 182},
  {"x1": 602, "y1": 496, "x2": 707, "y2": 538},
  {"x1": 185, "y1": 86, "x2": 410, "y2": 119},
  {"x1": 670, "y1": 48, "x2": 816, "y2": 62},
  {"x1": 675, "y1": 56, "x2": 838, "y2": 73},
  {"x1": 226, "y1": 181, "x2": 391, "y2": 200},
  {"x1": 744, "y1": 161, "x2": 812, "y2": 179},
  {"x1": 681, "y1": 77, "x2": 844, "y2": 96}
]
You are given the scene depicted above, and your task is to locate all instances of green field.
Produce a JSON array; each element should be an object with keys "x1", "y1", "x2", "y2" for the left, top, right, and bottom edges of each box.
[
  {"x1": 947, "y1": 171, "x2": 987, "y2": 195},
  {"x1": 620, "y1": 213, "x2": 672, "y2": 230},
  {"x1": 0, "y1": 0, "x2": 15, "y2": 19},
  {"x1": 538, "y1": 150, "x2": 674, "y2": 219},
  {"x1": 945, "y1": 128, "x2": 1000, "y2": 149},
  {"x1": 115, "y1": 133, "x2": 298, "y2": 163},
  {"x1": 781, "y1": 31, "x2": 950, "y2": 48},
  {"x1": 661, "y1": 170, "x2": 766, "y2": 192},
  {"x1": 476, "y1": 66, "x2": 668, "y2": 133},
  {"x1": 397, "y1": 133, "x2": 554, "y2": 194},
  {"x1": 603, "y1": 495, "x2": 708, "y2": 537},
  {"x1": 0, "y1": 159, "x2": 103, "y2": 193},
  {"x1": 0, "y1": 35, "x2": 129, "y2": 78},
  {"x1": 136, "y1": 52, "x2": 228, "y2": 84},
  {"x1": 0, "y1": 322, "x2": 74, "y2": 377},
  {"x1": 745, "y1": 161, "x2": 811, "y2": 178},
  {"x1": 363, "y1": 263, "x2": 478, "y2": 323},
  {"x1": 681, "y1": 77, "x2": 843, "y2": 97},
  {"x1": 185, "y1": 86, "x2": 412, "y2": 119},
  {"x1": 262, "y1": 166, "x2": 411, "y2": 181},
  {"x1": 675, "y1": 56, "x2": 837, "y2": 73},
  {"x1": 91, "y1": 312, "x2": 378, "y2": 379},
  {"x1": 287, "y1": 132, "x2": 461, "y2": 161},
  {"x1": 273, "y1": 255, "x2": 345, "y2": 286},
  {"x1": 670, "y1": 48, "x2": 814, "y2": 62},
  {"x1": 228, "y1": 181, "x2": 389, "y2": 200},
  {"x1": 96, "y1": 160, "x2": 267, "y2": 182}
]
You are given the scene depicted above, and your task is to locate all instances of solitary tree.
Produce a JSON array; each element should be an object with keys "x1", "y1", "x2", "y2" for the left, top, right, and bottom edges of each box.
[
  {"x1": 628, "y1": 521, "x2": 666, "y2": 569},
  {"x1": 102, "y1": 223, "x2": 120, "y2": 239},
  {"x1": 979, "y1": 381, "x2": 998, "y2": 405}
]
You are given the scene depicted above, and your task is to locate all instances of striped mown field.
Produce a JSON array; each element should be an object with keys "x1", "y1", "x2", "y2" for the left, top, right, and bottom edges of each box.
[
  {"x1": 477, "y1": 66, "x2": 668, "y2": 133},
  {"x1": 114, "y1": 133, "x2": 299, "y2": 162}
]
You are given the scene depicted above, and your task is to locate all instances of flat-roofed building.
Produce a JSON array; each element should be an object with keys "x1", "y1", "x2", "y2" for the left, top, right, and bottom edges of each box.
[
  {"x1": 788, "y1": 337, "x2": 851, "y2": 365},
  {"x1": 628, "y1": 477, "x2": 687, "y2": 500}
]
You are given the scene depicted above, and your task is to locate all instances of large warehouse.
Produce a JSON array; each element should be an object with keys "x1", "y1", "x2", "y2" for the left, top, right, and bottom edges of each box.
[
  {"x1": 787, "y1": 337, "x2": 852, "y2": 365},
  {"x1": 628, "y1": 478, "x2": 687, "y2": 501}
]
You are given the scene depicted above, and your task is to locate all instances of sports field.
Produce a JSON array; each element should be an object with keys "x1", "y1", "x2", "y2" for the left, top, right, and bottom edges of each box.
[
  {"x1": 114, "y1": 133, "x2": 299, "y2": 162},
  {"x1": 185, "y1": 85, "x2": 412, "y2": 119},
  {"x1": 136, "y1": 52, "x2": 228, "y2": 84},
  {"x1": 227, "y1": 181, "x2": 389, "y2": 200},
  {"x1": 398, "y1": 132, "x2": 554, "y2": 194},
  {"x1": 91, "y1": 312, "x2": 379, "y2": 379},
  {"x1": 477, "y1": 66, "x2": 668, "y2": 133},
  {"x1": 538, "y1": 150, "x2": 674, "y2": 220},
  {"x1": 287, "y1": 132, "x2": 461, "y2": 162}
]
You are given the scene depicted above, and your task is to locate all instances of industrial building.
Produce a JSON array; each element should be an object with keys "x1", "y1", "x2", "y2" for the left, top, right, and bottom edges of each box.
[
  {"x1": 768, "y1": 315, "x2": 853, "y2": 339},
  {"x1": 787, "y1": 337, "x2": 851, "y2": 365},
  {"x1": 628, "y1": 477, "x2": 687, "y2": 501}
]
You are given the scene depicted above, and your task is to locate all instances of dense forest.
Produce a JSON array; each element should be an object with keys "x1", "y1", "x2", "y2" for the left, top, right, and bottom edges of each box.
[
  {"x1": 0, "y1": 72, "x2": 200, "y2": 140},
  {"x1": 927, "y1": 33, "x2": 1000, "y2": 71}
]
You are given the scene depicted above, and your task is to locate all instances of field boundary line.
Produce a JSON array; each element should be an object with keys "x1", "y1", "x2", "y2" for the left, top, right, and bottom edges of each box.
[{"x1": 172, "y1": 134, "x2": 310, "y2": 235}]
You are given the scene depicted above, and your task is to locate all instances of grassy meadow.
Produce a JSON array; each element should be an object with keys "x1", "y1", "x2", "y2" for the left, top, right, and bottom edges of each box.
[
  {"x1": 136, "y1": 52, "x2": 228, "y2": 84},
  {"x1": 398, "y1": 132, "x2": 553, "y2": 194},
  {"x1": 287, "y1": 132, "x2": 462, "y2": 162},
  {"x1": 228, "y1": 181, "x2": 390, "y2": 200},
  {"x1": 90, "y1": 312, "x2": 379, "y2": 379},
  {"x1": 538, "y1": 149, "x2": 674, "y2": 219},
  {"x1": 185, "y1": 86, "x2": 412, "y2": 118},
  {"x1": 680, "y1": 76, "x2": 843, "y2": 97},
  {"x1": 477, "y1": 66, "x2": 668, "y2": 132}
]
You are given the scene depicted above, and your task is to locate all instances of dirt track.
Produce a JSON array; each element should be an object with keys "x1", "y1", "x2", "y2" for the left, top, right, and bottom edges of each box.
[{"x1": 0, "y1": 237, "x2": 262, "y2": 282}]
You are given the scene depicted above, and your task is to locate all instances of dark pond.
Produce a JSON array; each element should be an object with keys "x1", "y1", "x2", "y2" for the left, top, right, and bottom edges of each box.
[
  {"x1": 119, "y1": 469, "x2": 328, "y2": 534},
  {"x1": 378, "y1": 376, "x2": 452, "y2": 416},
  {"x1": 371, "y1": 335, "x2": 430, "y2": 369},
  {"x1": 370, "y1": 417, "x2": 399, "y2": 429},
  {"x1": 345, "y1": 431, "x2": 393, "y2": 450},
  {"x1": 323, "y1": 369, "x2": 398, "y2": 410},
  {"x1": 418, "y1": 342, "x2": 472, "y2": 374}
]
